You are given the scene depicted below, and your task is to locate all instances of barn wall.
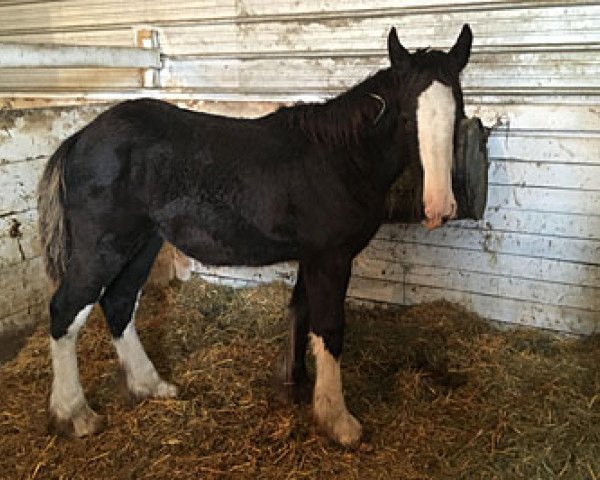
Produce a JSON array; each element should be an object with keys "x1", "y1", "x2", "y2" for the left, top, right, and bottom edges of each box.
[
  {"x1": 0, "y1": 1, "x2": 599, "y2": 334},
  {"x1": 0, "y1": 106, "x2": 104, "y2": 334}
]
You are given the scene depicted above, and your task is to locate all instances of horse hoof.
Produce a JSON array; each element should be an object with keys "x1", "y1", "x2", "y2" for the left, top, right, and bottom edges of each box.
[
  {"x1": 48, "y1": 404, "x2": 106, "y2": 438},
  {"x1": 315, "y1": 409, "x2": 363, "y2": 447},
  {"x1": 124, "y1": 381, "x2": 178, "y2": 405},
  {"x1": 154, "y1": 380, "x2": 178, "y2": 398},
  {"x1": 118, "y1": 369, "x2": 178, "y2": 404}
]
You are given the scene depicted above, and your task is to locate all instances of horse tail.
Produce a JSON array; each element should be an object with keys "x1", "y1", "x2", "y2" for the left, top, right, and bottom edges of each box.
[{"x1": 37, "y1": 131, "x2": 80, "y2": 288}]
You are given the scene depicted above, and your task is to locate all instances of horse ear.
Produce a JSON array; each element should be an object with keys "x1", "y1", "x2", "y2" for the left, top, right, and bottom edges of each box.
[
  {"x1": 388, "y1": 27, "x2": 410, "y2": 68},
  {"x1": 449, "y1": 24, "x2": 473, "y2": 72}
]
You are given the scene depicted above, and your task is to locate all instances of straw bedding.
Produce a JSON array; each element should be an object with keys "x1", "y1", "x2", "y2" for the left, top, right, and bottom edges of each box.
[{"x1": 0, "y1": 278, "x2": 598, "y2": 479}]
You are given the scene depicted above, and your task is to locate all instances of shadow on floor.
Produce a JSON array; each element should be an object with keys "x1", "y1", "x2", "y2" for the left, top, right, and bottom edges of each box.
[{"x1": 0, "y1": 324, "x2": 37, "y2": 365}]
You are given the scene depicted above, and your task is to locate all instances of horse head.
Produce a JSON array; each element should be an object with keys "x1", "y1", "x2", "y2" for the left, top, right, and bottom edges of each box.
[{"x1": 388, "y1": 24, "x2": 473, "y2": 229}]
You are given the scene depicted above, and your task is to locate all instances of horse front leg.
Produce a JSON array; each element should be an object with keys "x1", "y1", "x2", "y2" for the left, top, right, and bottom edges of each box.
[
  {"x1": 303, "y1": 253, "x2": 362, "y2": 446},
  {"x1": 279, "y1": 265, "x2": 311, "y2": 404}
]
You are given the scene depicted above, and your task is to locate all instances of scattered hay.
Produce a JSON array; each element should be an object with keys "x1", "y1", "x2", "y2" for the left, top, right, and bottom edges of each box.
[{"x1": 0, "y1": 278, "x2": 598, "y2": 479}]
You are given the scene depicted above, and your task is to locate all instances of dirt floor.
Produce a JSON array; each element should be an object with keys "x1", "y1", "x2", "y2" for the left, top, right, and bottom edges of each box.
[
  {"x1": 0, "y1": 278, "x2": 598, "y2": 480},
  {"x1": 0, "y1": 324, "x2": 36, "y2": 365}
]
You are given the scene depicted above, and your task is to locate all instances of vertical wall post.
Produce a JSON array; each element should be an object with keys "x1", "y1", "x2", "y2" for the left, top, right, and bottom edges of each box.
[{"x1": 136, "y1": 29, "x2": 161, "y2": 89}]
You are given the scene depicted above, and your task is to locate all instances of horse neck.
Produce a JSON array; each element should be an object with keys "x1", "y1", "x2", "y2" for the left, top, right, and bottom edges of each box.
[{"x1": 283, "y1": 69, "x2": 397, "y2": 146}]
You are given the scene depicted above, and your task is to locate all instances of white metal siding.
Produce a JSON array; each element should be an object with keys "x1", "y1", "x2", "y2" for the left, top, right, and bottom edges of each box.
[{"x1": 0, "y1": 1, "x2": 598, "y2": 334}]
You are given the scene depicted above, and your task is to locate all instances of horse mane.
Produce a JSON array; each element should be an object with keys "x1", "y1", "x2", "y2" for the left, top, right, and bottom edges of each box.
[
  {"x1": 278, "y1": 48, "x2": 461, "y2": 147},
  {"x1": 281, "y1": 68, "x2": 399, "y2": 147}
]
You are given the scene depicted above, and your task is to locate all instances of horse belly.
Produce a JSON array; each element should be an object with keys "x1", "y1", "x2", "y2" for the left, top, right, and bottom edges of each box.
[
  {"x1": 175, "y1": 228, "x2": 297, "y2": 267},
  {"x1": 156, "y1": 203, "x2": 298, "y2": 267}
]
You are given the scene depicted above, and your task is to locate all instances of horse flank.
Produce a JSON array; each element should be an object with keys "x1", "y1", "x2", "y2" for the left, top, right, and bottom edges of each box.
[{"x1": 37, "y1": 132, "x2": 79, "y2": 287}]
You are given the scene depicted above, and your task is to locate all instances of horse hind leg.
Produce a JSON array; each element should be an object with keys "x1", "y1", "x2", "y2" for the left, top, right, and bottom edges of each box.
[
  {"x1": 100, "y1": 234, "x2": 177, "y2": 402},
  {"x1": 48, "y1": 279, "x2": 105, "y2": 437}
]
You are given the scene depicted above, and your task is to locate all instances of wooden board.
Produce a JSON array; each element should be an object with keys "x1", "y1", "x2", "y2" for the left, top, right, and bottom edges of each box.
[
  {"x1": 376, "y1": 224, "x2": 600, "y2": 265},
  {"x1": 348, "y1": 276, "x2": 599, "y2": 334},
  {"x1": 161, "y1": 53, "x2": 600, "y2": 94},
  {"x1": 361, "y1": 238, "x2": 600, "y2": 288}
]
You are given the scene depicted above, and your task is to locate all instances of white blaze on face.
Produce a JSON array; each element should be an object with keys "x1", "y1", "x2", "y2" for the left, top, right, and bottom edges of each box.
[{"x1": 416, "y1": 80, "x2": 457, "y2": 229}]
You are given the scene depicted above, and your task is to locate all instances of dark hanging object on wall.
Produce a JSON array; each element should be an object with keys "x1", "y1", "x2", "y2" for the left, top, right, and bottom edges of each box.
[{"x1": 384, "y1": 116, "x2": 489, "y2": 222}]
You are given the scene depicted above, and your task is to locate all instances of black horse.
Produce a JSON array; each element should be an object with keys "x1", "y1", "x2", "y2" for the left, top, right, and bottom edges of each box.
[{"x1": 38, "y1": 25, "x2": 472, "y2": 445}]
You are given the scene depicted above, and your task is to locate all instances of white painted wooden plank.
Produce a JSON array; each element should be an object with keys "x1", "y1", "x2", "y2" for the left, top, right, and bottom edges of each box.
[
  {"x1": 157, "y1": 5, "x2": 600, "y2": 55},
  {"x1": 375, "y1": 224, "x2": 600, "y2": 265},
  {"x1": 360, "y1": 239, "x2": 600, "y2": 288},
  {"x1": 0, "y1": 1, "x2": 236, "y2": 32},
  {"x1": 347, "y1": 276, "x2": 600, "y2": 334},
  {"x1": 406, "y1": 286, "x2": 600, "y2": 334},
  {"x1": 0, "y1": 105, "x2": 106, "y2": 163},
  {"x1": 467, "y1": 102, "x2": 600, "y2": 132},
  {"x1": 192, "y1": 262, "x2": 297, "y2": 285},
  {"x1": 0, "y1": 209, "x2": 40, "y2": 267},
  {"x1": 239, "y1": 0, "x2": 596, "y2": 19},
  {"x1": 0, "y1": 1, "x2": 593, "y2": 36},
  {"x1": 352, "y1": 256, "x2": 600, "y2": 311},
  {"x1": 489, "y1": 160, "x2": 600, "y2": 190},
  {"x1": 487, "y1": 134, "x2": 600, "y2": 165},
  {"x1": 486, "y1": 185, "x2": 600, "y2": 216},
  {"x1": 0, "y1": 29, "x2": 136, "y2": 48},
  {"x1": 161, "y1": 56, "x2": 600, "y2": 96},
  {"x1": 239, "y1": 0, "x2": 502, "y2": 17},
  {"x1": 0, "y1": 158, "x2": 45, "y2": 215},
  {"x1": 475, "y1": 209, "x2": 600, "y2": 240}
]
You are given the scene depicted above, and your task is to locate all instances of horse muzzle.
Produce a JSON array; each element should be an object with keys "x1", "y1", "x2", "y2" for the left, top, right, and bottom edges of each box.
[{"x1": 385, "y1": 117, "x2": 489, "y2": 224}]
